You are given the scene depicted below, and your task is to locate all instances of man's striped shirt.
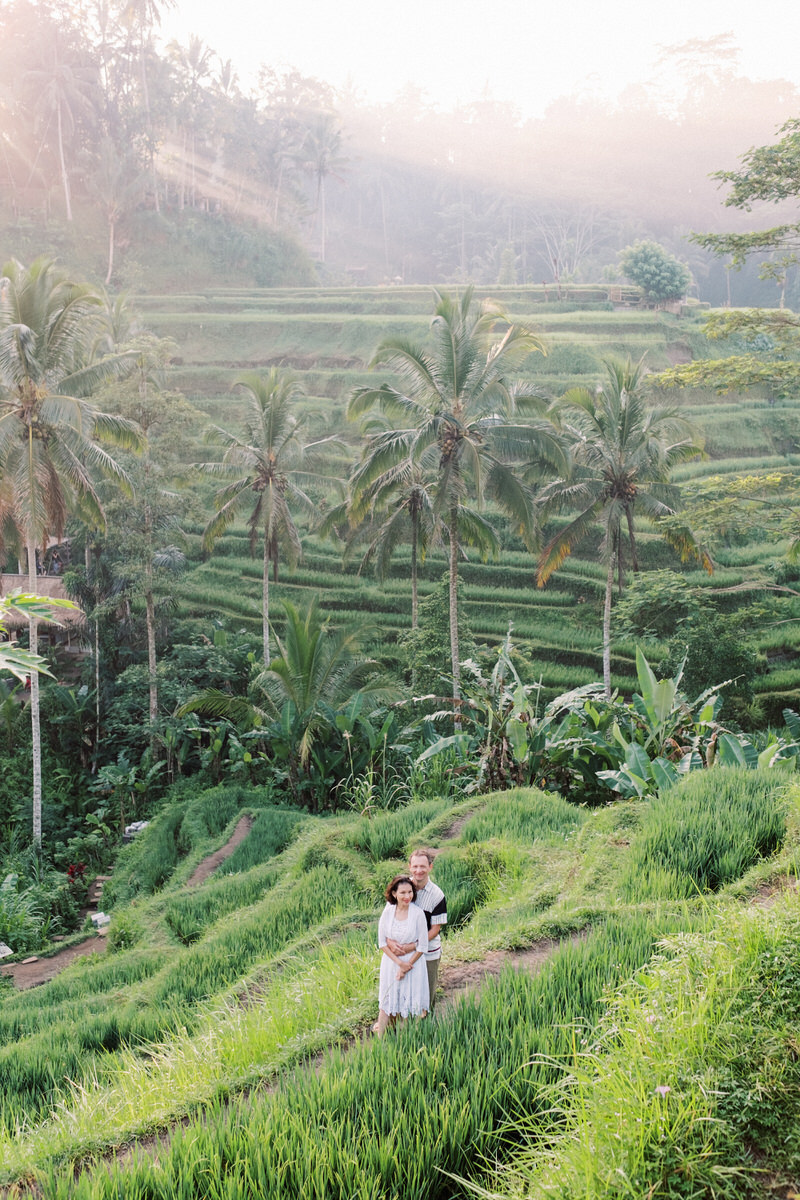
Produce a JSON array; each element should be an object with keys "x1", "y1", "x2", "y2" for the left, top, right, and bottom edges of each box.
[{"x1": 414, "y1": 880, "x2": 447, "y2": 960}]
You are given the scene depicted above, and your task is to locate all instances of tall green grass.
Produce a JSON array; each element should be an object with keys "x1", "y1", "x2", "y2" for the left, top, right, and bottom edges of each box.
[
  {"x1": 41, "y1": 911, "x2": 704, "y2": 1200},
  {"x1": 152, "y1": 865, "x2": 360, "y2": 1005},
  {"x1": 621, "y1": 769, "x2": 788, "y2": 901},
  {"x1": 163, "y1": 862, "x2": 283, "y2": 944},
  {"x1": 222, "y1": 808, "x2": 306, "y2": 872},
  {"x1": 342, "y1": 799, "x2": 452, "y2": 862},
  {"x1": 460, "y1": 789, "x2": 587, "y2": 845},
  {"x1": 490, "y1": 903, "x2": 800, "y2": 1199}
]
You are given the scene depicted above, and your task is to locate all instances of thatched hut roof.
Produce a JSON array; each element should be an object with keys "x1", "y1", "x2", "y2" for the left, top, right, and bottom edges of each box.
[{"x1": 0, "y1": 575, "x2": 86, "y2": 628}]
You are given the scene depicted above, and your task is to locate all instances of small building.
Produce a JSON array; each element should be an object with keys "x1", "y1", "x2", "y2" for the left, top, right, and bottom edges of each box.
[{"x1": 0, "y1": 574, "x2": 86, "y2": 653}]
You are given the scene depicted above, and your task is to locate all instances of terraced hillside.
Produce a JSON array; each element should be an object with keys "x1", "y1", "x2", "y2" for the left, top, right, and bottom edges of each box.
[
  {"x1": 142, "y1": 285, "x2": 800, "y2": 710},
  {"x1": 2, "y1": 773, "x2": 798, "y2": 1197}
]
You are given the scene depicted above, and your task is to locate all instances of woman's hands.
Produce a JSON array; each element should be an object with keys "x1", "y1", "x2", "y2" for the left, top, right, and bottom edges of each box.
[{"x1": 386, "y1": 937, "x2": 414, "y2": 956}]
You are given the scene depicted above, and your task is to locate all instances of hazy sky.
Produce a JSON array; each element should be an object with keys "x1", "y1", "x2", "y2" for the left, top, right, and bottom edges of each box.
[{"x1": 160, "y1": 0, "x2": 800, "y2": 115}]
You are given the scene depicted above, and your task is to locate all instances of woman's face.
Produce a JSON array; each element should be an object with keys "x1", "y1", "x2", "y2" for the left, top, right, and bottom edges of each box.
[{"x1": 394, "y1": 882, "x2": 414, "y2": 906}]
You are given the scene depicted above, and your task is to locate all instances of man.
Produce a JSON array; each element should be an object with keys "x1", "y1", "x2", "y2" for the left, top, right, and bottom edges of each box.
[{"x1": 386, "y1": 848, "x2": 447, "y2": 1011}]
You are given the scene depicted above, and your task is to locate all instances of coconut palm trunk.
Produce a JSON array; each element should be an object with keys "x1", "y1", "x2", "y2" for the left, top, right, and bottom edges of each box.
[
  {"x1": 85, "y1": 539, "x2": 101, "y2": 773},
  {"x1": 410, "y1": 510, "x2": 419, "y2": 630},
  {"x1": 262, "y1": 530, "x2": 270, "y2": 665},
  {"x1": 145, "y1": 570, "x2": 158, "y2": 731},
  {"x1": 603, "y1": 549, "x2": 614, "y2": 699},
  {"x1": 105, "y1": 213, "x2": 116, "y2": 285},
  {"x1": 448, "y1": 500, "x2": 461, "y2": 717},
  {"x1": 26, "y1": 537, "x2": 43, "y2": 846}
]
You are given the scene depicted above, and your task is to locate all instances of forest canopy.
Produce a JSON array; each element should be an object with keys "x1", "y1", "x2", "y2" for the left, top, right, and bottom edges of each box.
[{"x1": 1, "y1": 2, "x2": 799, "y2": 301}]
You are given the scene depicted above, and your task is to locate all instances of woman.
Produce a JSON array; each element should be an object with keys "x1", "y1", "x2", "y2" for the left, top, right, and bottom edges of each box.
[{"x1": 374, "y1": 874, "x2": 429, "y2": 1035}]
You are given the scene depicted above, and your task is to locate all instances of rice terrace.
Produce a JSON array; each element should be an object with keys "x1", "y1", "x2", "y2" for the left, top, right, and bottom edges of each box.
[
  {"x1": 0, "y1": 275, "x2": 798, "y2": 1198},
  {"x1": 2, "y1": 1, "x2": 800, "y2": 1196}
]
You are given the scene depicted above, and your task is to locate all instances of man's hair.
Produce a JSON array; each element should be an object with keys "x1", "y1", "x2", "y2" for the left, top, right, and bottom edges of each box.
[
  {"x1": 385, "y1": 874, "x2": 417, "y2": 904},
  {"x1": 409, "y1": 848, "x2": 435, "y2": 865}
]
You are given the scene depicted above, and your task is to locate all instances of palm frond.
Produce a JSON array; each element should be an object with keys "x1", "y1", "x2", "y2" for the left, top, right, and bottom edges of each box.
[{"x1": 537, "y1": 501, "x2": 604, "y2": 585}]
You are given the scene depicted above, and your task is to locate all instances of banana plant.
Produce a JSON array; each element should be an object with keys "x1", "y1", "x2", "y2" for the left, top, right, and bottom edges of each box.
[{"x1": 598, "y1": 650, "x2": 800, "y2": 797}]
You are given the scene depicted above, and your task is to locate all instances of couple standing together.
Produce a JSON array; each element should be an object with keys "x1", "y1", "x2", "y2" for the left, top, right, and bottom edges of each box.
[{"x1": 374, "y1": 848, "x2": 447, "y2": 1035}]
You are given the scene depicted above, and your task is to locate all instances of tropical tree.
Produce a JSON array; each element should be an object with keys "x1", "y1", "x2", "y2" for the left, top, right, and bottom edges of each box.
[
  {"x1": 618, "y1": 240, "x2": 691, "y2": 306},
  {"x1": 348, "y1": 287, "x2": 565, "y2": 714},
  {"x1": 21, "y1": 23, "x2": 98, "y2": 222},
  {"x1": 166, "y1": 34, "x2": 213, "y2": 209},
  {"x1": 95, "y1": 334, "x2": 192, "y2": 750},
  {"x1": 345, "y1": 428, "x2": 439, "y2": 630},
  {"x1": 118, "y1": 0, "x2": 176, "y2": 210},
  {"x1": 536, "y1": 357, "x2": 709, "y2": 696},
  {"x1": 300, "y1": 113, "x2": 348, "y2": 263},
  {"x1": 201, "y1": 369, "x2": 341, "y2": 664},
  {"x1": 180, "y1": 596, "x2": 400, "y2": 809},
  {"x1": 85, "y1": 137, "x2": 145, "y2": 284},
  {"x1": 0, "y1": 257, "x2": 141, "y2": 845}
]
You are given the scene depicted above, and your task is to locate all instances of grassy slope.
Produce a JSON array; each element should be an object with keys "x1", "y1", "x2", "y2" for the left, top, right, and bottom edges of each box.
[
  {"x1": 1, "y1": 774, "x2": 798, "y2": 1197},
  {"x1": 143, "y1": 286, "x2": 800, "y2": 710}
]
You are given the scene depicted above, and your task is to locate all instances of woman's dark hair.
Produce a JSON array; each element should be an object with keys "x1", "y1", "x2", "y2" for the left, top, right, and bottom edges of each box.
[{"x1": 385, "y1": 874, "x2": 417, "y2": 904}]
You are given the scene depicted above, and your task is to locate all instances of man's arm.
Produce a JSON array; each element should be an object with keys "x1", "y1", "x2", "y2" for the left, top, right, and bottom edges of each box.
[{"x1": 395, "y1": 919, "x2": 443, "y2": 954}]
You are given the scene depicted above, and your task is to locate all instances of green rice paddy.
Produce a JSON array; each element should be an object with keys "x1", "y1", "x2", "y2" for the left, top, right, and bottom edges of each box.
[{"x1": 139, "y1": 285, "x2": 800, "y2": 711}]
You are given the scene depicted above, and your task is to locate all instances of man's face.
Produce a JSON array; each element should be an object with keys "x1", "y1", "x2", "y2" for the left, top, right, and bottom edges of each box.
[{"x1": 409, "y1": 855, "x2": 431, "y2": 889}]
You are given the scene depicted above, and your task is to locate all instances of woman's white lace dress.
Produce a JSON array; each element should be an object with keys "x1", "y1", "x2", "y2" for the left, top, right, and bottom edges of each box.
[{"x1": 378, "y1": 901, "x2": 430, "y2": 1017}]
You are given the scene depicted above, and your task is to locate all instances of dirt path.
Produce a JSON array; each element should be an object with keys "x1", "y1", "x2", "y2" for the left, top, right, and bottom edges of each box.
[
  {"x1": 750, "y1": 873, "x2": 800, "y2": 908},
  {"x1": 0, "y1": 935, "x2": 108, "y2": 991},
  {"x1": 186, "y1": 814, "x2": 254, "y2": 886},
  {"x1": 438, "y1": 933, "x2": 584, "y2": 1009},
  {"x1": 1, "y1": 817, "x2": 256, "y2": 993}
]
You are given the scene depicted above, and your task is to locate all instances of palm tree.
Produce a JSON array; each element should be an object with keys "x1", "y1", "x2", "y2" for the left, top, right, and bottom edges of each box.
[
  {"x1": 86, "y1": 137, "x2": 145, "y2": 283},
  {"x1": 348, "y1": 287, "x2": 565, "y2": 713},
  {"x1": 0, "y1": 257, "x2": 141, "y2": 845},
  {"x1": 167, "y1": 35, "x2": 213, "y2": 209},
  {"x1": 179, "y1": 596, "x2": 400, "y2": 810},
  {"x1": 120, "y1": 0, "x2": 177, "y2": 207},
  {"x1": 201, "y1": 369, "x2": 341, "y2": 665},
  {"x1": 23, "y1": 28, "x2": 98, "y2": 222},
  {"x1": 345, "y1": 426, "x2": 439, "y2": 630},
  {"x1": 301, "y1": 113, "x2": 348, "y2": 263},
  {"x1": 536, "y1": 357, "x2": 709, "y2": 697}
]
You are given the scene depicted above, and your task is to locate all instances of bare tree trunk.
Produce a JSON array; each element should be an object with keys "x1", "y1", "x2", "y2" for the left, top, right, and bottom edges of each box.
[
  {"x1": 319, "y1": 176, "x2": 326, "y2": 263},
  {"x1": 410, "y1": 512, "x2": 419, "y2": 693},
  {"x1": 56, "y1": 101, "x2": 73, "y2": 222},
  {"x1": 144, "y1": 492, "x2": 158, "y2": 752},
  {"x1": 179, "y1": 127, "x2": 187, "y2": 210},
  {"x1": 603, "y1": 552, "x2": 613, "y2": 700},
  {"x1": 105, "y1": 216, "x2": 115, "y2": 285},
  {"x1": 625, "y1": 505, "x2": 639, "y2": 574},
  {"x1": 380, "y1": 174, "x2": 389, "y2": 274},
  {"x1": 26, "y1": 537, "x2": 42, "y2": 846},
  {"x1": 273, "y1": 157, "x2": 284, "y2": 224},
  {"x1": 410, "y1": 513, "x2": 419, "y2": 630}
]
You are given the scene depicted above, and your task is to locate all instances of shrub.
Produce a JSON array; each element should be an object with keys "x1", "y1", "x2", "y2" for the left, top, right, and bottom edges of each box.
[
  {"x1": 662, "y1": 609, "x2": 759, "y2": 710},
  {"x1": 619, "y1": 240, "x2": 691, "y2": 304},
  {"x1": 0, "y1": 873, "x2": 43, "y2": 954}
]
